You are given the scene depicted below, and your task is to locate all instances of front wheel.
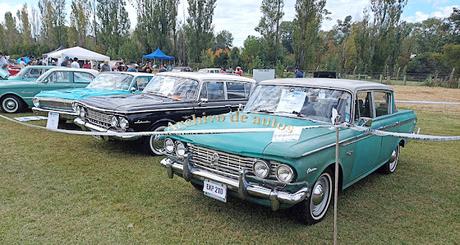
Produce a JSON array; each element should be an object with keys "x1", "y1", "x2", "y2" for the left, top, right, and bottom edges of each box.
[
  {"x1": 1, "y1": 95, "x2": 24, "y2": 113},
  {"x1": 142, "y1": 124, "x2": 168, "y2": 156},
  {"x1": 294, "y1": 170, "x2": 333, "y2": 225}
]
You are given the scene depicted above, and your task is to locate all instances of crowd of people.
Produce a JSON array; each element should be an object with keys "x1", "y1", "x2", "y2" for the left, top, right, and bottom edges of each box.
[{"x1": 0, "y1": 52, "x2": 248, "y2": 77}]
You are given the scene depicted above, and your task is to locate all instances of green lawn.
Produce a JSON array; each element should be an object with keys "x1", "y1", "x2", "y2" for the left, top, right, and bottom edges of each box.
[{"x1": 0, "y1": 110, "x2": 459, "y2": 244}]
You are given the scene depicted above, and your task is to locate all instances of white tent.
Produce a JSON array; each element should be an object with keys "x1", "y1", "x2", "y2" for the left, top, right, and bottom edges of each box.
[{"x1": 46, "y1": 46, "x2": 110, "y2": 61}]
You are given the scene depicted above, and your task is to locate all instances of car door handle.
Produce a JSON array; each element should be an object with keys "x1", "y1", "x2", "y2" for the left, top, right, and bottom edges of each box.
[{"x1": 346, "y1": 151, "x2": 353, "y2": 156}]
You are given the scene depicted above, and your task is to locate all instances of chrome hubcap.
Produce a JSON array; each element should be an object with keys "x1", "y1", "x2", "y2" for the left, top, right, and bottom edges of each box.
[
  {"x1": 310, "y1": 174, "x2": 332, "y2": 219},
  {"x1": 389, "y1": 148, "x2": 399, "y2": 172},
  {"x1": 3, "y1": 98, "x2": 18, "y2": 112},
  {"x1": 150, "y1": 126, "x2": 167, "y2": 155}
]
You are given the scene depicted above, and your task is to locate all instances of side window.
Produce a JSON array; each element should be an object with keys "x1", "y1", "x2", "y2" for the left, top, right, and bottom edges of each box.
[
  {"x1": 47, "y1": 71, "x2": 72, "y2": 83},
  {"x1": 133, "y1": 77, "x2": 151, "y2": 91},
  {"x1": 173, "y1": 79, "x2": 199, "y2": 101},
  {"x1": 355, "y1": 91, "x2": 372, "y2": 121},
  {"x1": 374, "y1": 91, "x2": 391, "y2": 117},
  {"x1": 202, "y1": 81, "x2": 225, "y2": 101},
  {"x1": 74, "y1": 72, "x2": 94, "y2": 83},
  {"x1": 28, "y1": 69, "x2": 41, "y2": 78},
  {"x1": 226, "y1": 82, "x2": 251, "y2": 100}
]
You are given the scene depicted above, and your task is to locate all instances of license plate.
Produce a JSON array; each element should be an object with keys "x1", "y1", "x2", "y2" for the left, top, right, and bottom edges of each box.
[
  {"x1": 46, "y1": 112, "x2": 59, "y2": 130},
  {"x1": 203, "y1": 179, "x2": 227, "y2": 203}
]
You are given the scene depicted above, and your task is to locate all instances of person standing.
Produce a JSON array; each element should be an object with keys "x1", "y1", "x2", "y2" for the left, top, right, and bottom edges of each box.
[
  {"x1": 71, "y1": 58, "x2": 80, "y2": 68},
  {"x1": 100, "y1": 60, "x2": 112, "y2": 72},
  {"x1": 0, "y1": 52, "x2": 8, "y2": 71},
  {"x1": 61, "y1": 56, "x2": 70, "y2": 67},
  {"x1": 295, "y1": 68, "x2": 304, "y2": 78},
  {"x1": 235, "y1": 67, "x2": 244, "y2": 76}
]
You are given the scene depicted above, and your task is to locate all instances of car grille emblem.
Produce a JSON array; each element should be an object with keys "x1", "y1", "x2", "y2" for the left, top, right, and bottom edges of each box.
[{"x1": 210, "y1": 152, "x2": 220, "y2": 165}]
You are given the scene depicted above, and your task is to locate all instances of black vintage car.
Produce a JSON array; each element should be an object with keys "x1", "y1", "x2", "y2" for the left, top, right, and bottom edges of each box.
[{"x1": 73, "y1": 72, "x2": 256, "y2": 155}]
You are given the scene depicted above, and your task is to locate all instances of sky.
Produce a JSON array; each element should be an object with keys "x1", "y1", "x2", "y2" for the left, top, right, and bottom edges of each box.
[{"x1": 0, "y1": 0, "x2": 459, "y2": 47}]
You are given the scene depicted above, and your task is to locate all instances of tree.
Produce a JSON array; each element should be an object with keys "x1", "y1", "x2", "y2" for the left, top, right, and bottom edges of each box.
[
  {"x1": 97, "y1": 0, "x2": 130, "y2": 58},
  {"x1": 255, "y1": 0, "x2": 284, "y2": 66},
  {"x1": 70, "y1": 0, "x2": 92, "y2": 47},
  {"x1": 4, "y1": 12, "x2": 19, "y2": 54},
  {"x1": 280, "y1": 21, "x2": 294, "y2": 54},
  {"x1": 134, "y1": 0, "x2": 179, "y2": 53},
  {"x1": 241, "y1": 35, "x2": 266, "y2": 71},
  {"x1": 185, "y1": 0, "x2": 217, "y2": 63},
  {"x1": 38, "y1": 0, "x2": 67, "y2": 49},
  {"x1": 17, "y1": 4, "x2": 33, "y2": 51},
  {"x1": 293, "y1": 0, "x2": 328, "y2": 70},
  {"x1": 214, "y1": 30, "x2": 233, "y2": 50}
]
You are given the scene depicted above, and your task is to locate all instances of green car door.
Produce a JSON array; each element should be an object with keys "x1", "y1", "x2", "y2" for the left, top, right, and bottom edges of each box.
[{"x1": 348, "y1": 91, "x2": 382, "y2": 184}]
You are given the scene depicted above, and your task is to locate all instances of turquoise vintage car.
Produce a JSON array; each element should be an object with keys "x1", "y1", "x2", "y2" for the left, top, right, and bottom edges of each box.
[
  {"x1": 160, "y1": 78, "x2": 417, "y2": 225},
  {"x1": 6, "y1": 65, "x2": 55, "y2": 82},
  {"x1": 0, "y1": 68, "x2": 98, "y2": 113},
  {"x1": 32, "y1": 72, "x2": 155, "y2": 120}
]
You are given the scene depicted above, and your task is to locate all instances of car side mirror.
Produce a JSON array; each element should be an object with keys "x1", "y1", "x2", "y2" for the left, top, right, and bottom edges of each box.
[{"x1": 358, "y1": 117, "x2": 373, "y2": 127}]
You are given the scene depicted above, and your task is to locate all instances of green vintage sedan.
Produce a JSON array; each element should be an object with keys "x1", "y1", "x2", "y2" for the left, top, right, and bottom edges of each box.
[
  {"x1": 160, "y1": 78, "x2": 417, "y2": 225},
  {"x1": 0, "y1": 68, "x2": 98, "y2": 113}
]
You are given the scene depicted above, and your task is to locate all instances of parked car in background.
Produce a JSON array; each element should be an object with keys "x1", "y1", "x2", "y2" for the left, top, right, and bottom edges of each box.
[
  {"x1": 32, "y1": 72, "x2": 154, "y2": 120},
  {"x1": 198, "y1": 68, "x2": 221, "y2": 74},
  {"x1": 0, "y1": 68, "x2": 98, "y2": 113},
  {"x1": 160, "y1": 78, "x2": 417, "y2": 225},
  {"x1": 74, "y1": 72, "x2": 256, "y2": 155},
  {"x1": 171, "y1": 66, "x2": 193, "y2": 72},
  {"x1": 7, "y1": 65, "x2": 55, "y2": 81}
]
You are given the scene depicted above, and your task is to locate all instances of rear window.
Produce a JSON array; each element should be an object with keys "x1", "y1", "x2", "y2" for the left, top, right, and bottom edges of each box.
[{"x1": 227, "y1": 82, "x2": 252, "y2": 100}]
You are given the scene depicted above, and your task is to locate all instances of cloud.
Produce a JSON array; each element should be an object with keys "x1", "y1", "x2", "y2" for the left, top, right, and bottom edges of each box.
[
  {"x1": 0, "y1": 2, "x2": 23, "y2": 24},
  {"x1": 405, "y1": 5, "x2": 458, "y2": 22}
]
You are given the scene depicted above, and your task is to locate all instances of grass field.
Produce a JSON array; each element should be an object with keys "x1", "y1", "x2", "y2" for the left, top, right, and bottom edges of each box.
[{"x1": 1, "y1": 108, "x2": 460, "y2": 243}]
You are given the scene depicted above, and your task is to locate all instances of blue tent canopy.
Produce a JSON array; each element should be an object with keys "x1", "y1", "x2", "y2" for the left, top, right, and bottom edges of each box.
[{"x1": 143, "y1": 48, "x2": 175, "y2": 61}]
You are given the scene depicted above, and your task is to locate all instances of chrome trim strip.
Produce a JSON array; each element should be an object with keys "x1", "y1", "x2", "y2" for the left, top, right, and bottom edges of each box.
[
  {"x1": 35, "y1": 97, "x2": 75, "y2": 104},
  {"x1": 32, "y1": 107, "x2": 78, "y2": 116},
  {"x1": 77, "y1": 101, "x2": 200, "y2": 114}
]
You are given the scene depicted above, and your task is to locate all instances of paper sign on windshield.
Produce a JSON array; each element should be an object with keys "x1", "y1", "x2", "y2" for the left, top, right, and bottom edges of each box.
[
  {"x1": 275, "y1": 89, "x2": 307, "y2": 113},
  {"x1": 272, "y1": 127, "x2": 302, "y2": 142}
]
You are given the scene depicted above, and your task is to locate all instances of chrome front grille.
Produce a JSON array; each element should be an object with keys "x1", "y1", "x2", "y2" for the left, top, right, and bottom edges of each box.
[
  {"x1": 40, "y1": 100, "x2": 73, "y2": 112},
  {"x1": 86, "y1": 108, "x2": 111, "y2": 129},
  {"x1": 188, "y1": 144, "x2": 279, "y2": 180}
]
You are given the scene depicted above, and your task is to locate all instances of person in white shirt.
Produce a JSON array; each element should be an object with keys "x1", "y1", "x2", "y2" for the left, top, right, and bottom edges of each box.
[
  {"x1": 71, "y1": 58, "x2": 80, "y2": 68},
  {"x1": 0, "y1": 52, "x2": 8, "y2": 71}
]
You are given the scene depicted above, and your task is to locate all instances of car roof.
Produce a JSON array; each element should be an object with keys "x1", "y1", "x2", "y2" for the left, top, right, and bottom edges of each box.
[
  {"x1": 24, "y1": 65, "x2": 55, "y2": 69},
  {"x1": 158, "y1": 72, "x2": 256, "y2": 83},
  {"x1": 259, "y1": 78, "x2": 392, "y2": 93},
  {"x1": 102, "y1": 71, "x2": 155, "y2": 77},
  {"x1": 47, "y1": 67, "x2": 99, "y2": 75}
]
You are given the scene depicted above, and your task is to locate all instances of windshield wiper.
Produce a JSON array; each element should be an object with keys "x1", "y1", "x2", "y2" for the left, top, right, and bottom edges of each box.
[{"x1": 253, "y1": 109, "x2": 274, "y2": 114}]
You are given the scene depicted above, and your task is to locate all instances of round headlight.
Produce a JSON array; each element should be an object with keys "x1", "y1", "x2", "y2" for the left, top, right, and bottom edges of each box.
[
  {"x1": 110, "y1": 116, "x2": 118, "y2": 127},
  {"x1": 164, "y1": 138, "x2": 175, "y2": 154},
  {"x1": 32, "y1": 98, "x2": 39, "y2": 107},
  {"x1": 119, "y1": 117, "x2": 129, "y2": 129},
  {"x1": 80, "y1": 107, "x2": 86, "y2": 118},
  {"x1": 253, "y1": 160, "x2": 270, "y2": 179},
  {"x1": 75, "y1": 106, "x2": 81, "y2": 116},
  {"x1": 276, "y1": 164, "x2": 294, "y2": 183},
  {"x1": 175, "y1": 142, "x2": 187, "y2": 158}
]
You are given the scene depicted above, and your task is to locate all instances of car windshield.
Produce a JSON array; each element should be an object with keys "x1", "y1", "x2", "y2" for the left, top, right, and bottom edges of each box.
[
  {"x1": 143, "y1": 75, "x2": 199, "y2": 101},
  {"x1": 87, "y1": 73, "x2": 133, "y2": 90},
  {"x1": 244, "y1": 85, "x2": 352, "y2": 123}
]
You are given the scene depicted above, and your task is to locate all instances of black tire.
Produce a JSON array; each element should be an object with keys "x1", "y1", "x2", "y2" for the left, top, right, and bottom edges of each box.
[
  {"x1": 294, "y1": 170, "x2": 333, "y2": 225},
  {"x1": 142, "y1": 124, "x2": 168, "y2": 156},
  {"x1": 379, "y1": 145, "x2": 400, "y2": 174},
  {"x1": 1, "y1": 95, "x2": 25, "y2": 113}
]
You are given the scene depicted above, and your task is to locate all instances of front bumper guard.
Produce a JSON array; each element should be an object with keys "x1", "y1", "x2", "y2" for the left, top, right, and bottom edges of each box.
[
  {"x1": 161, "y1": 157, "x2": 310, "y2": 211},
  {"x1": 74, "y1": 118, "x2": 140, "y2": 141}
]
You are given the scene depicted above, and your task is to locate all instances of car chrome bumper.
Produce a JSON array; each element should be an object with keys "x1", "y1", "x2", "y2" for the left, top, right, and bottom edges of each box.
[
  {"x1": 74, "y1": 118, "x2": 140, "y2": 140},
  {"x1": 161, "y1": 157, "x2": 310, "y2": 211},
  {"x1": 32, "y1": 107, "x2": 77, "y2": 120}
]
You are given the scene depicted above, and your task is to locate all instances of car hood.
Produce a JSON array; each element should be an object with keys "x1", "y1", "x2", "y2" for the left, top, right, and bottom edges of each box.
[
  {"x1": 36, "y1": 88, "x2": 130, "y2": 101},
  {"x1": 80, "y1": 93, "x2": 184, "y2": 112},
  {"x1": 171, "y1": 112, "x2": 337, "y2": 159}
]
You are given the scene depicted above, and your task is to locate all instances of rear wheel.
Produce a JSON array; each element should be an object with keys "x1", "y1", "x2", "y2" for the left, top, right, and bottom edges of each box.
[
  {"x1": 1, "y1": 95, "x2": 24, "y2": 113},
  {"x1": 379, "y1": 145, "x2": 400, "y2": 174},
  {"x1": 295, "y1": 170, "x2": 333, "y2": 225}
]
